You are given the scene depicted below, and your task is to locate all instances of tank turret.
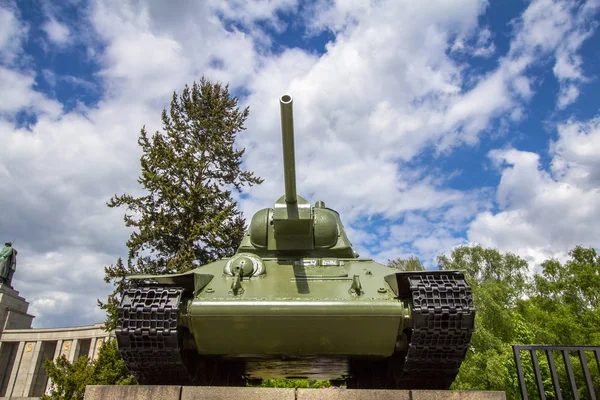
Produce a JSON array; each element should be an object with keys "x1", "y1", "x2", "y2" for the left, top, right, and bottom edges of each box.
[{"x1": 237, "y1": 95, "x2": 355, "y2": 257}]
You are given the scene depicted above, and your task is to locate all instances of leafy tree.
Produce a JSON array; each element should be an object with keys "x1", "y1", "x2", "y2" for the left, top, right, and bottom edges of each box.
[
  {"x1": 88, "y1": 340, "x2": 137, "y2": 386},
  {"x1": 438, "y1": 245, "x2": 529, "y2": 304},
  {"x1": 438, "y1": 245, "x2": 531, "y2": 396},
  {"x1": 387, "y1": 256, "x2": 425, "y2": 271},
  {"x1": 439, "y1": 245, "x2": 600, "y2": 398},
  {"x1": 42, "y1": 355, "x2": 93, "y2": 400},
  {"x1": 259, "y1": 379, "x2": 331, "y2": 388},
  {"x1": 102, "y1": 77, "x2": 262, "y2": 327},
  {"x1": 42, "y1": 340, "x2": 136, "y2": 400},
  {"x1": 438, "y1": 245, "x2": 529, "y2": 344},
  {"x1": 534, "y1": 246, "x2": 600, "y2": 314},
  {"x1": 526, "y1": 246, "x2": 600, "y2": 346}
]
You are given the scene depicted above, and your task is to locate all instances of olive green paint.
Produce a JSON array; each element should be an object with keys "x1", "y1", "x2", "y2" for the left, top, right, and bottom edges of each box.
[{"x1": 121, "y1": 94, "x2": 455, "y2": 381}]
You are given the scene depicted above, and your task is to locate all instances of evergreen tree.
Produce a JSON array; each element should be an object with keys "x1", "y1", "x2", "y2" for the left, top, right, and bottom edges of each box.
[{"x1": 102, "y1": 77, "x2": 262, "y2": 327}]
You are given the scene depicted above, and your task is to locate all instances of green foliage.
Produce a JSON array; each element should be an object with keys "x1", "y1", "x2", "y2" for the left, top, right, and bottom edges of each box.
[
  {"x1": 102, "y1": 77, "x2": 262, "y2": 328},
  {"x1": 438, "y1": 245, "x2": 529, "y2": 304},
  {"x1": 440, "y1": 245, "x2": 600, "y2": 399},
  {"x1": 438, "y1": 246, "x2": 530, "y2": 396},
  {"x1": 42, "y1": 340, "x2": 136, "y2": 400},
  {"x1": 387, "y1": 256, "x2": 425, "y2": 271},
  {"x1": 535, "y1": 246, "x2": 600, "y2": 314},
  {"x1": 42, "y1": 355, "x2": 93, "y2": 400},
  {"x1": 259, "y1": 379, "x2": 331, "y2": 388},
  {"x1": 88, "y1": 340, "x2": 137, "y2": 386}
]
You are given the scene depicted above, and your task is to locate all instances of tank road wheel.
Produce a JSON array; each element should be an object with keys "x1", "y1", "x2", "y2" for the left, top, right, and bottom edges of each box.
[
  {"x1": 347, "y1": 272, "x2": 475, "y2": 390},
  {"x1": 116, "y1": 286, "x2": 194, "y2": 385}
]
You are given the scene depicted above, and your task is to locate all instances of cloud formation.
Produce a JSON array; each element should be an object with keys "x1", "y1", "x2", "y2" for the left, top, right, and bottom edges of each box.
[
  {"x1": 0, "y1": 0, "x2": 599, "y2": 327},
  {"x1": 469, "y1": 119, "x2": 600, "y2": 266},
  {"x1": 42, "y1": 19, "x2": 71, "y2": 46}
]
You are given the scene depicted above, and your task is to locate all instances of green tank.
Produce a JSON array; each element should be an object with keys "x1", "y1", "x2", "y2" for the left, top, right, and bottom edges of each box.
[{"x1": 116, "y1": 95, "x2": 475, "y2": 389}]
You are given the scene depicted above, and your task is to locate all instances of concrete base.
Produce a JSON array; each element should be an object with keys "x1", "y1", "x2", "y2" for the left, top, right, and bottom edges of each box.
[
  {"x1": 84, "y1": 386, "x2": 506, "y2": 400},
  {"x1": 0, "y1": 284, "x2": 34, "y2": 332},
  {"x1": 0, "y1": 398, "x2": 38, "y2": 400}
]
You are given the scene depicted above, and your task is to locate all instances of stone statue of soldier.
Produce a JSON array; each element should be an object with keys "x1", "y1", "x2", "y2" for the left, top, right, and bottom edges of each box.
[{"x1": 0, "y1": 242, "x2": 17, "y2": 288}]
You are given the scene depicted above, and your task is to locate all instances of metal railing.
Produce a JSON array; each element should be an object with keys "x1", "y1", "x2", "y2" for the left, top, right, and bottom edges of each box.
[{"x1": 513, "y1": 345, "x2": 600, "y2": 400}]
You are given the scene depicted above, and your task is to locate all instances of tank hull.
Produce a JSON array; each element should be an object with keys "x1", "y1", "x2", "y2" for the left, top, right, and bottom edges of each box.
[
  {"x1": 183, "y1": 258, "x2": 407, "y2": 357},
  {"x1": 117, "y1": 257, "x2": 474, "y2": 387},
  {"x1": 186, "y1": 299, "x2": 403, "y2": 356}
]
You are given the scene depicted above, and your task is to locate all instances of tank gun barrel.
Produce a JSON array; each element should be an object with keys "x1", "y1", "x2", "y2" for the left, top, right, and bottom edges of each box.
[{"x1": 280, "y1": 94, "x2": 297, "y2": 204}]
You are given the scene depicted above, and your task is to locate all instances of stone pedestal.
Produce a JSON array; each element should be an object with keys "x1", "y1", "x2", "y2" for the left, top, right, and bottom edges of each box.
[
  {"x1": 0, "y1": 284, "x2": 34, "y2": 332},
  {"x1": 84, "y1": 386, "x2": 507, "y2": 400}
]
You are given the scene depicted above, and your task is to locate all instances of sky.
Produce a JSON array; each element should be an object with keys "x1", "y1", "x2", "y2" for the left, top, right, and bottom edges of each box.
[{"x1": 1, "y1": 0, "x2": 599, "y2": 328}]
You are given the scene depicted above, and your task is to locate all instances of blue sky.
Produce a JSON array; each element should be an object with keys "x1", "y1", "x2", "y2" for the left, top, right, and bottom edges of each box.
[{"x1": 1, "y1": 0, "x2": 599, "y2": 328}]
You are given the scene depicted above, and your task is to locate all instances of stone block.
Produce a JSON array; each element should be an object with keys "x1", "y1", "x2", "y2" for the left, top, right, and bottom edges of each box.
[
  {"x1": 84, "y1": 385, "x2": 181, "y2": 400},
  {"x1": 82, "y1": 386, "x2": 507, "y2": 400},
  {"x1": 181, "y1": 386, "x2": 295, "y2": 400},
  {"x1": 298, "y1": 388, "x2": 410, "y2": 400},
  {"x1": 0, "y1": 397, "x2": 39, "y2": 399},
  {"x1": 411, "y1": 391, "x2": 506, "y2": 400},
  {"x1": 0, "y1": 284, "x2": 34, "y2": 332}
]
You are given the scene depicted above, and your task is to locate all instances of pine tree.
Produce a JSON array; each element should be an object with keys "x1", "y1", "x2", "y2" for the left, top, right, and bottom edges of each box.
[{"x1": 102, "y1": 77, "x2": 262, "y2": 328}]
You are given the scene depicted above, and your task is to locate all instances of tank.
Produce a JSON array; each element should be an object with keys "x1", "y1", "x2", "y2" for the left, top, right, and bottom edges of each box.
[{"x1": 116, "y1": 94, "x2": 475, "y2": 389}]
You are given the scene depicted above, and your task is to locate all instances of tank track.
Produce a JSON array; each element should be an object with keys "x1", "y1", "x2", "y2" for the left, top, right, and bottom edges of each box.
[
  {"x1": 116, "y1": 286, "x2": 192, "y2": 385},
  {"x1": 398, "y1": 272, "x2": 475, "y2": 389}
]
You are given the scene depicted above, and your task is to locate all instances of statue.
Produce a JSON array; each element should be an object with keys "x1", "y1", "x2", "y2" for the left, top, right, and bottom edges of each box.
[{"x1": 0, "y1": 242, "x2": 17, "y2": 288}]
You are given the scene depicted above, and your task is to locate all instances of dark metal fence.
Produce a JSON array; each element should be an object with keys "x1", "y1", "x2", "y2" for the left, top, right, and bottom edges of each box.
[{"x1": 512, "y1": 345, "x2": 600, "y2": 400}]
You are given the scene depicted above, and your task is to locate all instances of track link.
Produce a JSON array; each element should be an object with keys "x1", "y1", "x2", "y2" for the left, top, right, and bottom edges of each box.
[
  {"x1": 116, "y1": 286, "x2": 192, "y2": 385},
  {"x1": 398, "y1": 272, "x2": 475, "y2": 389}
]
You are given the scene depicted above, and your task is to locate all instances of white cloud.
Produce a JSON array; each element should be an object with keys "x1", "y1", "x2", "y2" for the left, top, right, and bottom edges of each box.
[
  {"x1": 13, "y1": 248, "x2": 111, "y2": 327},
  {"x1": 540, "y1": 0, "x2": 599, "y2": 109},
  {"x1": 42, "y1": 19, "x2": 71, "y2": 46},
  {"x1": 91, "y1": 0, "x2": 265, "y2": 103},
  {"x1": 556, "y1": 83, "x2": 580, "y2": 110},
  {"x1": 215, "y1": 0, "x2": 298, "y2": 35},
  {"x1": 550, "y1": 116, "x2": 600, "y2": 189},
  {"x1": 0, "y1": 4, "x2": 63, "y2": 119},
  {"x1": 441, "y1": 0, "x2": 600, "y2": 140},
  {"x1": 1, "y1": 0, "x2": 599, "y2": 327},
  {"x1": 0, "y1": 3, "x2": 27, "y2": 63},
  {"x1": 0, "y1": 99, "x2": 159, "y2": 327},
  {"x1": 0, "y1": 0, "x2": 269, "y2": 327},
  {"x1": 0, "y1": 68, "x2": 62, "y2": 116},
  {"x1": 237, "y1": 0, "x2": 598, "y2": 273},
  {"x1": 451, "y1": 26, "x2": 496, "y2": 57},
  {"x1": 469, "y1": 121, "x2": 600, "y2": 266}
]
